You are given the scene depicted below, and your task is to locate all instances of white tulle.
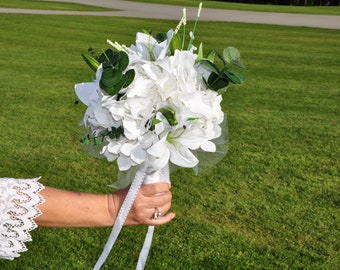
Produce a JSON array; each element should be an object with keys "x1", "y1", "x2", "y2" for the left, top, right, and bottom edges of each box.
[{"x1": 0, "y1": 177, "x2": 45, "y2": 260}]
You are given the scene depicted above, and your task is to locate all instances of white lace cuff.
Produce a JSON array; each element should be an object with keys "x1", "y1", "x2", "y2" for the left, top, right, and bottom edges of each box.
[{"x1": 0, "y1": 177, "x2": 45, "y2": 260}]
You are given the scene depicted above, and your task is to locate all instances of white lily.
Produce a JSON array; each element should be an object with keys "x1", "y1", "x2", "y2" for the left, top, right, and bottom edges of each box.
[
  {"x1": 75, "y1": 65, "x2": 103, "y2": 106},
  {"x1": 147, "y1": 134, "x2": 198, "y2": 169},
  {"x1": 130, "y1": 30, "x2": 174, "y2": 61}
]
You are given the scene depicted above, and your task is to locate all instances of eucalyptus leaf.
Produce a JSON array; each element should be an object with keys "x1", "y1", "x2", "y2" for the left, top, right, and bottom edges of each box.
[
  {"x1": 99, "y1": 49, "x2": 118, "y2": 66},
  {"x1": 156, "y1": 32, "x2": 167, "y2": 43},
  {"x1": 109, "y1": 76, "x2": 127, "y2": 95},
  {"x1": 212, "y1": 78, "x2": 229, "y2": 91},
  {"x1": 106, "y1": 49, "x2": 117, "y2": 64},
  {"x1": 207, "y1": 73, "x2": 229, "y2": 91},
  {"x1": 118, "y1": 51, "x2": 129, "y2": 70},
  {"x1": 224, "y1": 68, "x2": 247, "y2": 84},
  {"x1": 100, "y1": 68, "x2": 123, "y2": 87},
  {"x1": 199, "y1": 59, "x2": 220, "y2": 75},
  {"x1": 231, "y1": 59, "x2": 247, "y2": 70},
  {"x1": 123, "y1": 69, "x2": 135, "y2": 88},
  {"x1": 103, "y1": 77, "x2": 126, "y2": 96},
  {"x1": 207, "y1": 72, "x2": 220, "y2": 85},
  {"x1": 223, "y1": 47, "x2": 240, "y2": 64}
]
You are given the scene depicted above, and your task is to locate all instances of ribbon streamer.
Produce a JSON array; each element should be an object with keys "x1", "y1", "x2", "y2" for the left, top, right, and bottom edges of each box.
[{"x1": 93, "y1": 164, "x2": 170, "y2": 270}]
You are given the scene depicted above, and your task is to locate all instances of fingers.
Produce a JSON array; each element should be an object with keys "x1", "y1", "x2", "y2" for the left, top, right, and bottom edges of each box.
[
  {"x1": 149, "y1": 212, "x2": 176, "y2": 226},
  {"x1": 141, "y1": 182, "x2": 171, "y2": 197},
  {"x1": 125, "y1": 183, "x2": 175, "y2": 226}
]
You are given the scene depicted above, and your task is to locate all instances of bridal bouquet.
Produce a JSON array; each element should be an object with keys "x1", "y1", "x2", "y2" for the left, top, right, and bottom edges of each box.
[{"x1": 75, "y1": 3, "x2": 246, "y2": 269}]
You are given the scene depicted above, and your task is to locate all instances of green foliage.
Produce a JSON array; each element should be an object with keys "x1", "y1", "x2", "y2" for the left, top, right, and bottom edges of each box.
[
  {"x1": 81, "y1": 52, "x2": 99, "y2": 72},
  {"x1": 200, "y1": 47, "x2": 247, "y2": 94},
  {"x1": 83, "y1": 49, "x2": 135, "y2": 96},
  {"x1": 159, "y1": 107, "x2": 178, "y2": 126},
  {"x1": 169, "y1": 7, "x2": 247, "y2": 94},
  {"x1": 0, "y1": 13, "x2": 339, "y2": 270}
]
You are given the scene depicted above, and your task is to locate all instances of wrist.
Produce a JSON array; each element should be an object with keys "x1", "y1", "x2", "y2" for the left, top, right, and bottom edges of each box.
[
  {"x1": 107, "y1": 188, "x2": 129, "y2": 226},
  {"x1": 106, "y1": 194, "x2": 116, "y2": 226}
]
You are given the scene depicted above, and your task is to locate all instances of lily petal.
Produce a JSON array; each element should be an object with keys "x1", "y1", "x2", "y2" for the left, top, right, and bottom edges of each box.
[{"x1": 169, "y1": 143, "x2": 198, "y2": 168}]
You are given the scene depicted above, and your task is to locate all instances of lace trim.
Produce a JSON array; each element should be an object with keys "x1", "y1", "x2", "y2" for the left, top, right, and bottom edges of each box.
[{"x1": 0, "y1": 177, "x2": 45, "y2": 260}]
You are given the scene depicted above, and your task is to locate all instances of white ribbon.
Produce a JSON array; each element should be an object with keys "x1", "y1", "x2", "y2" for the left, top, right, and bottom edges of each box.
[{"x1": 93, "y1": 164, "x2": 170, "y2": 270}]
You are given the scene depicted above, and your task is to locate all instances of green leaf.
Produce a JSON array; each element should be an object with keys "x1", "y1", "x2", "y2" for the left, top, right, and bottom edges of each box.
[
  {"x1": 99, "y1": 49, "x2": 118, "y2": 66},
  {"x1": 123, "y1": 69, "x2": 135, "y2": 88},
  {"x1": 84, "y1": 137, "x2": 90, "y2": 145},
  {"x1": 224, "y1": 68, "x2": 247, "y2": 84},
  {"x1": 117, "y1": 51, "x2": 129, "y2": 70},
  {"x1": 207, "y1": 73, "x2": 229, "y2": 91},
  {"x1": 170, "y1": 33, "x2": 181, "y2": 55},
  {"x1": 206, "y1": 50, "x2": 216, "y2": 62},
  {"x1": 187, "y1": 117, "x2": 198, "y2": 121},
  {"x1": 223, "y1": 47, "x2": 241, "y2": 64},
  {"x1": 94, "y1": 138, "x2": 101, "y2": 145},
  {"x1": 159, "y1": 107, "x2": 178, "y2": 126},
  {"x1": 108, "y1": 126, "x2": 124, "y2": 139},
  {"x1": 152, "y1": 118, "x2": 162, "y2": 125},
  {"x1": 101, "y1": 77, "x2": 125, "y2": 96},
  {"x1": 156, "y1": 32, "x2": 167, "y2": 43},
  {"x1": 196, "y1": 42, "x2": 203, "y2": 63},
  {"x1": 82, "y1": 53, "x2": 99, "y2": 72},
  {"x1": 101, "y1": 68, "x2": 123, "y2": 87},
  {"x1": 142, "y1": 29, "x2": 151, "y2": 35},
  {"x1": 207, "y1": 72, "x2": 220, "y2": 85},
  {"x1": 199, "y1": 59, "x2": 220, "y2": 75},
  {"x1": 231, "y1": 59, "x2": 247, "y2": 70}
]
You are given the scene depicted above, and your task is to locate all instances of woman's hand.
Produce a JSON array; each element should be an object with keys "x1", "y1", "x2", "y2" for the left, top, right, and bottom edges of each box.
[{"x1": 110, "y1": 182, "x2": 175, "y2": 226}]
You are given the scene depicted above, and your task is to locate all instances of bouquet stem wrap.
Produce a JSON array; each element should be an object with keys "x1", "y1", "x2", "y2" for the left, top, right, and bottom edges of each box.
[{"x1": 93, "y1": 164, "x2": 170, "y2": 270}]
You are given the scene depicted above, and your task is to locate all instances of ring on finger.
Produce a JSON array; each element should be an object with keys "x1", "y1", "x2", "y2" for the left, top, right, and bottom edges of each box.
[{"x1": 153, "y1": 207, "x2": 162, "y2": 220}]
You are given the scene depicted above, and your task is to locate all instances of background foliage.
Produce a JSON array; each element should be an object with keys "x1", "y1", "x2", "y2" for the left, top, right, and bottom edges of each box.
[{"x1": 0, "y1": 2, "x2": 339, "y2": 270}]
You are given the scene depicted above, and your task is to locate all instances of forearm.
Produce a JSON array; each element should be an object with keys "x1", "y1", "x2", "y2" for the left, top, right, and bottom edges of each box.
[
  {"x1": 34, "y1": 183, "x2": 174, "y2": 227},
  {"x1": 35, "y1": 187, "x2": 114, "y2": 227}
]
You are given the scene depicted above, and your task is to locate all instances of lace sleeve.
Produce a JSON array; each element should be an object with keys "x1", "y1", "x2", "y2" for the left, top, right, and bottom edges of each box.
[{"x1": 0, "y1": 177, "x2": 45, "y2": 260}]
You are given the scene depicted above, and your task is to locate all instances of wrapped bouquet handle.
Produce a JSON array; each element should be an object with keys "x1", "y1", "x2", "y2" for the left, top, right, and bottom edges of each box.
[{"x1": 93, "y1": 164, "x2": 170, "y2": 270}]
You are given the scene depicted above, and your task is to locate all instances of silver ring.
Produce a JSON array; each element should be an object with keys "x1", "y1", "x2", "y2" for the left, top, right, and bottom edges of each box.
[{"x1": 153, "y1": 207, "x2": 162, "y2": 220}]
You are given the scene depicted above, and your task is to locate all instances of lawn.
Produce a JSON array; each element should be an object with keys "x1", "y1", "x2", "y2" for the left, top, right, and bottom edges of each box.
[
  {"x1": 0, "y1": 11, "x2": 339, "y2": 270},
  {"x1": 0, "y1": 0, "x2": 115, "y2": 11}
]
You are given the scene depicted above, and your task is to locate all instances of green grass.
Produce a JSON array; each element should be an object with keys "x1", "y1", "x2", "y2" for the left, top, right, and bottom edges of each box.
[
  {"x1": 0, "y1": 0, "x2": 115, "y2": 11},
  {"x1": 127, "y1": 0, "x2": 340, "y2": 15},
  {"x1": 0, "y1": 13, "x2": 339, "y2": 270},
  {"x1": 1, "y1": 0, "x2": 340, "y2": 15}
]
